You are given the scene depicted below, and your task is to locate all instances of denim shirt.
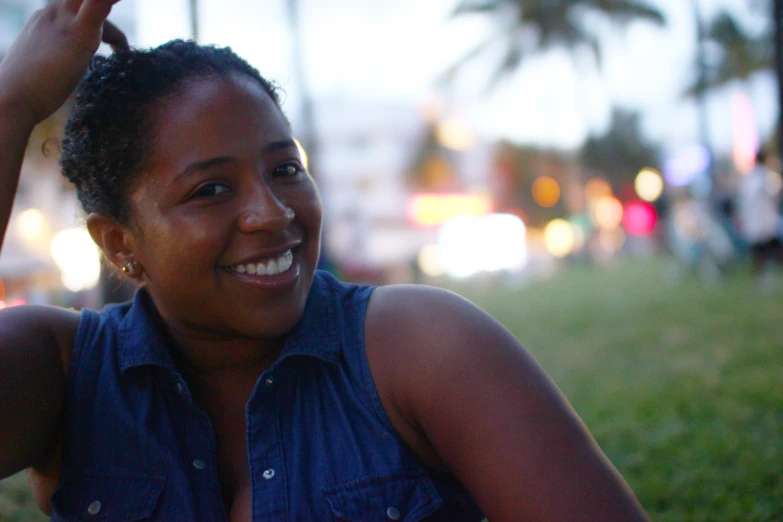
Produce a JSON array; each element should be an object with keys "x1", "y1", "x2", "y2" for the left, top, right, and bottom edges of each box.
[{"x1": 52, "y1": 271, "x2": 484, "y2": 521}]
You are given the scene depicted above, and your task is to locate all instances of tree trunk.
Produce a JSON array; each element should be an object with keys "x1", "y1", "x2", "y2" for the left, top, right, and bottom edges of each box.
[
  {"x1": 189, "y1": 0, "x2": 199, "y2": 42},
  {"x1": 692, "y1": 0, "x2": 715, "y2": 193}
]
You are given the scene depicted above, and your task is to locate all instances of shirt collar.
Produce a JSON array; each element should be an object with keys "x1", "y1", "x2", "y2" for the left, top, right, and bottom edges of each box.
[{"x1": 117, "y1": 271, "x2": 341, "y2": 374}]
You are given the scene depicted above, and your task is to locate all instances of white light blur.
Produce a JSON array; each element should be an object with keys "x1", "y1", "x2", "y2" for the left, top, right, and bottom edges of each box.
[
  {"x1": 437, "y1": 213, "x2": 527, "y2": 278},
  {"x1": 544, "y1": 219, "x2": 575, "y2": 258},
  {"x1": 435, "y1": 119, "x2": 475, "y2": 151},
  {"x1": 50, "y1": 228, "x2": 102, "y2": 292},
  {"x1": 17, "y1": 208, "x2": 47, "y2": 243},
  {"x1": 635, "y1": 168, "x2": 664, "y2": 202},
  {"x1": 418, "y1": 244, "x2": 445, "y2": 277}
]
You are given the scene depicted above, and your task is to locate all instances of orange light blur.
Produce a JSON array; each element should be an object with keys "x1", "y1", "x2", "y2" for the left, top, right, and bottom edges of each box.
[
  {"x1": 0, "y1": 278, "x2": 4, "y2": 302},
  {"x1": 585, "y1": 178, "x2": 613, "y2": 201},
  {"x1": 532, "y1": 176, "x2": 561, "y2": 208},
  {"x1": 407, "y1": 193, "x2": 493, "y2": 227}
]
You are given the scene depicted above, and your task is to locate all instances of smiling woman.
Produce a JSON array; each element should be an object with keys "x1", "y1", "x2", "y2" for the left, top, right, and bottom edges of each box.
[{"x1": 0, "y1": 1, "x2": 650, "y2": 521}]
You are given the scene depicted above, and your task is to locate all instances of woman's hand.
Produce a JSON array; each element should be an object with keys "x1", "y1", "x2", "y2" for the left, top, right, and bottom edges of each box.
[{"x1": 0, "y1": 0, "x2": 127, "y2": 125}]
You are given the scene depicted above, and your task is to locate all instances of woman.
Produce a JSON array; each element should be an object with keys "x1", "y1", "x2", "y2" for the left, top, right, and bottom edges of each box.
[{"x1": 0, "y1": 1, "x2": 649, "y2": 520}]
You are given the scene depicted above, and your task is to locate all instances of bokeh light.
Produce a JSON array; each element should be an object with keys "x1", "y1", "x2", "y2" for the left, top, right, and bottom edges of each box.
[
  {"x1": 594, "y1": 196, "x2": 624, "y2": 230},
  {"x1": 532, "y1": 176, "x2": 561, "y2": 208},
  {"x1": 544, "y1": 219, "x2": 575, "y2": 258},
  {"x1": 407, "y1": 193, "x2": 493, "y2": 227},
  {"x1": 17, "y1": 208, "x2": 47, "y2": 243},
  {"x1": 664, "y1": 145, "x2": 711, "y2": 187},
  {"x1": 599, "y1": 228, "x2": 626, "y2": 254},
  {"x1": 436, "y1": 119, "x2": 475, "y2": 151},
  {"x1": 585, "y1": 177, "x2": 613, "y2": 201},
  {"x1": 50, "y1": 228, "x2": 101, "y2": 292},
  {"x1": 417, "y1": 244, "x2": 445, "y2": 277},
  {"x1": 766, "y1": 170, "x2": 783, "y2": 196},
  {"x1": 634, "y1": 168, "x2": 664, "y2": 202},
  {"x1": 438, "y1": 213, "x2": 527, "y2": 277},
  {"x1": 622, "y1": 201, "x2": 658, "y2": 236}
]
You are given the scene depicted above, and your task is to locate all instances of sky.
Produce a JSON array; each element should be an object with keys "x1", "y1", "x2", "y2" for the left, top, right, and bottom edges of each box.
[{"x1": 126, "y1": 0, "x2": 777, "y2": 156}]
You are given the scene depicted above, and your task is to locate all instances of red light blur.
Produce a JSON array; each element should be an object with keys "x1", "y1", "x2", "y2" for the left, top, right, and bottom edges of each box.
[{"x1": 622, "y1": 201, "x2": 657, "y2": 236}]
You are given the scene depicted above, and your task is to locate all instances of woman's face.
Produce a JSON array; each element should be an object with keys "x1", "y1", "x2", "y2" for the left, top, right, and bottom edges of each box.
[{"x1": 126, "y1": 73, "x2": 322, "y2": 340}]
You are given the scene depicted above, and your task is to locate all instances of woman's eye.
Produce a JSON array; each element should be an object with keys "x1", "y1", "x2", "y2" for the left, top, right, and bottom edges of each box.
[
  {"x1": 192, "y1": 183, "x2": 231, "y2": 199},
  {"x1": 274, "y1": 163, "x2": 304, "y2": 178}
]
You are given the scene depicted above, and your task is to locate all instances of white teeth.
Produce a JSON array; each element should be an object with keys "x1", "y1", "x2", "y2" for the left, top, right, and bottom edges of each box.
[
  {"x1": 257, "y1": 262, "x2": 268, "y2": 276},
  {"x1": 232, "y1": 249, "x2": 294, "y2": 277}
]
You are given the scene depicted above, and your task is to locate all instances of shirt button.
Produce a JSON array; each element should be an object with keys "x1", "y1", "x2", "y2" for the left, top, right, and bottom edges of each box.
[
  {"x1": 264, "y1": 376, "x2": 274, "y2": 387},
  {"x1": 87, "y1": 500, "x2": 102, "y2": 515},
  {"x1": 192, "y1": 459, "x2": 206, "y2": 470},
  {"x1": 386, "y1": 506, "x2": 401, "y2": 520},
  {"x1": 262, "y1": 468, "x2": 275, "y2": 480}
]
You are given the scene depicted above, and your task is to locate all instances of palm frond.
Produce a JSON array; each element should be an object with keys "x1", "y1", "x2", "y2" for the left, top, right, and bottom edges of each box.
[{"x1": 450, "y1": 0, "x2": 508, "y2": 17}]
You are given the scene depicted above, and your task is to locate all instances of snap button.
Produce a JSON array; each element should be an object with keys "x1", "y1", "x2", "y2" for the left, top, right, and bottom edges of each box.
[
  {"x1": 264, "y1": 376, "x2": 274, "y2": 387},
  {"x1": 87, "y1": 500, "x2": 102, "y2": 515},
  {"x1": 262, "y1": 468, "x2": 275, "y2": 480},
  {"x1": 386, "y1": 506, "x2": 401, "y2": 520},
  {"x1": 192, "y1": 459, "x2": 206, "y2": 470}
]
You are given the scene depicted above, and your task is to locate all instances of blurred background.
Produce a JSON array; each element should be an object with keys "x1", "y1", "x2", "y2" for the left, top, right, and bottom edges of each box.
[{"x1": 1, "y1": 0, "x2": 782, "y2": 520}]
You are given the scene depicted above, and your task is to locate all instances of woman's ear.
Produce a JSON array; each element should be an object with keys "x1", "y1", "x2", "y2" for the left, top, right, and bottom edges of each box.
[{"x1": 85, "y1": 213, "x2": 138, "y2": 274}]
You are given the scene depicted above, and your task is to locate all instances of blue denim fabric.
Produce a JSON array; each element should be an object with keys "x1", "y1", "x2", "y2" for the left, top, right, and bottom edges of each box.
[{"x1": 52, "y1": 271, "x2": 484, "y2": 521}]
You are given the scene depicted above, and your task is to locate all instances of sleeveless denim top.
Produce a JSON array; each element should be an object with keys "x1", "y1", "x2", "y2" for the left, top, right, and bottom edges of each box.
[{"x1": 52, "y1": 271, "x2": 484, "y2": 521}]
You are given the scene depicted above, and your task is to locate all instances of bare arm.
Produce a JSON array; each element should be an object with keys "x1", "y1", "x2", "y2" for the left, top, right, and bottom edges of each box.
[
  {"x1": 0, "y1": 0, "x2": 125, "y2": 480},
  {"x1": 366, "y1": 285, "x2": 649, "y2": 522},
  {"x1": 0, "y1": 305, "x2": 79, "y2": 479}
]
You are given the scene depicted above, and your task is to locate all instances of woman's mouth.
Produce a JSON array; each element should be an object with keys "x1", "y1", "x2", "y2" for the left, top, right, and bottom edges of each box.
[{"x1": 230, "y1": 249, "x2": 294, "y2": 276}]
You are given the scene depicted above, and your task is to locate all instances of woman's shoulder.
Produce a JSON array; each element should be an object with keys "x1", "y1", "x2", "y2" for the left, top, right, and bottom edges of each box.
[
  {"x1": 365, "y1": 283, "x2": 503, "y2": 352},
  {"x1": 0, "y1": 304, "x2": 81, "y2": 373}
]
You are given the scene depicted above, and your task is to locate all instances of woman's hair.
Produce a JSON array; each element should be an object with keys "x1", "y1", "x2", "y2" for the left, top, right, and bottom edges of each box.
[{"x1": 60, "y1": 40, "x2": 283, "y2": 225}]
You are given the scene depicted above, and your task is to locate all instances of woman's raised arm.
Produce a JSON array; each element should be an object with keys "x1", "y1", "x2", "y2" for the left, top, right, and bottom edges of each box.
[{"x1": 0, "y1": 0, "x2": 125, "y2": 479}]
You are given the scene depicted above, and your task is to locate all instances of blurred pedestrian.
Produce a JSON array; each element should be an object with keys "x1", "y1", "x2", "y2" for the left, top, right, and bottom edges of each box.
[{"x1": 736, "y1": 150, "x2": 782, "y2": 288}]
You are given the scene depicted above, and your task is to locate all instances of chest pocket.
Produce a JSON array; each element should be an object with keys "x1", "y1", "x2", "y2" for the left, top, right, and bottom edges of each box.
[
  {"x1": 50, "y1": 469, "x2": 166, "y2": 521},
  {"x1": 324, "y1": 469, "x2": 443, "y2": 522}
]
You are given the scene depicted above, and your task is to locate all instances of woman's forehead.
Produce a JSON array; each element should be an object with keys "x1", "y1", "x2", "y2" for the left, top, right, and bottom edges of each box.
[{"x1": 147, "y1": 74, "x2": 291, "y2": 165}]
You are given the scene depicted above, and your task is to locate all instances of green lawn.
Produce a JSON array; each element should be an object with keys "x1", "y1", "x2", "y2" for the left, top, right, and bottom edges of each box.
[
  {"x1": 1, "y1": 259, "x2": 781, "y2": 521},
  {"x1": 445, "y1": 259, "x2": 783, "y2": 521}
]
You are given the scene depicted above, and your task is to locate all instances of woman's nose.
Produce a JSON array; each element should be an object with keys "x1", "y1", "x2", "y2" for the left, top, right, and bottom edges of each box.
[{"x1": 237, "y1": 185, "x2": 295, "y2": 233}]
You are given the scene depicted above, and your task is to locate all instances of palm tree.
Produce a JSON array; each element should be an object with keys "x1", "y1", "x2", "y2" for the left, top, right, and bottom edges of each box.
[
  {"x1": 439, "y1": 0, "x2": 666, "y2": 88},
  {"x1": 685, "y1": 9, "x2": 771, "y2": 96},
  {"x1": 685, "y1": 4, "x2": 775, "y2": 176}
]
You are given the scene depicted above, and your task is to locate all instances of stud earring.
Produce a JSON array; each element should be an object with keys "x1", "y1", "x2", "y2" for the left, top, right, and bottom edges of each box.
[{"x1": 121, "y1": 261, "x2": 136, "y2": 274}]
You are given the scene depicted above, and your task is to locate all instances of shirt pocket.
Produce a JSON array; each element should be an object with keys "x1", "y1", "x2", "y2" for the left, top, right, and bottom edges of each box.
[
  {"x1": 324, "y1": 469, "x2": 443, "y2": 522},
  {"x1": 50, "y1": 469, "x2": 166, "y2": 521}
]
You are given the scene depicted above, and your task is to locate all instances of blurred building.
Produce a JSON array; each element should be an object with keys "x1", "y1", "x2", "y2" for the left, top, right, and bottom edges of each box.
[{"x1": 313, "y1": 96, "x2": 493, "y2": 279}]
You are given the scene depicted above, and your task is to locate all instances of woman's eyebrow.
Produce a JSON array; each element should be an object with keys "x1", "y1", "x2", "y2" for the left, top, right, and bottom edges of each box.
[
  {"x1": 263, "y1": 139, "x2": 297, "y2": 153},
  {"x1": 173, "y1": 157, "x2": 235, "y2": 185}
]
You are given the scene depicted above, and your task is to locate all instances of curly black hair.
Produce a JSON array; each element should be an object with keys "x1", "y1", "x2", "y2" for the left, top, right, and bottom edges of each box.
[{"x1": 60, "y1": 40, "x2": 284, "y2": 225}]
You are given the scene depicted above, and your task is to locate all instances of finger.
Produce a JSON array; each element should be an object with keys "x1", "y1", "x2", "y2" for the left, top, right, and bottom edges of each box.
[
  {"x1": 75, "y1": 0, "x2": 121, "y2": 28},
  {"x1": 102, "y1": 20, "x2": 129, "y2": 53},
  {"x1": 62, "y1": 0, "x2": 86, "y2": 15}
]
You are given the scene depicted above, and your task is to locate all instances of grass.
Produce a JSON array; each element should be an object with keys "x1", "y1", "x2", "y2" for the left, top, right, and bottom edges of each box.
[
  {"x1": 1, "y1": 258, "x2": 781, "y2": 520},
  {"x1": 444, "y1": 259, "x2": 783, "y2": 521}
]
